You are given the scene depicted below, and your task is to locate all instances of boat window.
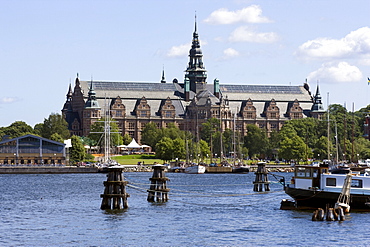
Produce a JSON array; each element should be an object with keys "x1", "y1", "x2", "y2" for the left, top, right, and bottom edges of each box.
[
  {"x1": 351, "y1": 179, "x2": 363, "y2": 188},
  {"x1": 305, "y1": 168, "x2": 312, "y2": 177},
  {"x1": 312, "y1": 169, "x2": 318, "y2": 178},
  {"x1": 296, "y1": 167, "x2": 305, "y2": 177},
  {"x1": 326, "y1": 178, "x2": 336, "y2": 186}
]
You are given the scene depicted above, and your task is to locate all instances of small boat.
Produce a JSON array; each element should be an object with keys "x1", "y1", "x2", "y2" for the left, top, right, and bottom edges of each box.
[
  {"x1": 232, "y1": 165, "x2": 250, "y2": 173},
  {"x1": 185, "y1": 164, "x2": 206, "y2": 174},
  {"x1": 283, "y1": 163, "x2": 370, "y2": 211},
  {"x1": 168, "y1": 166, "x2": 185, "y2": 173}
]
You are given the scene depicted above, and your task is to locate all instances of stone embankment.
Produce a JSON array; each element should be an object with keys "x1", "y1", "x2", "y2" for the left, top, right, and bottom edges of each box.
[
  {"x1": 0, "y1": 166, "x2": 98, "y2": 174},
  {"x1": 0, "y1": 164, "x2": 294, "y2": 174},
  {"x1": 249, "y1": 165, "x2": 294, "y2": 173}
]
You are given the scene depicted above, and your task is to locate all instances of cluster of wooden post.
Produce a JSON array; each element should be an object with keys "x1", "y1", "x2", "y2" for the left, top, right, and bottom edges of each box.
[
  {"x1": 253, "y1": 162, "x2": 270, "y2": 192},
  {"x1": 312, "y1": 206, "x2": 345, "y2": 221},
  {"x1": 100, "y1": 168, "x2": 130, "y2": 210},
  {"x1": 147, "y1": 165, "x2": 170, "y2": 202}
]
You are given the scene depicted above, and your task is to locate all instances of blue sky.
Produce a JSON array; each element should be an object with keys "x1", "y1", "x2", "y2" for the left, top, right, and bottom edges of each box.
[{"x1": 1, "y1": 0, "x2": 369, "y2": 127}]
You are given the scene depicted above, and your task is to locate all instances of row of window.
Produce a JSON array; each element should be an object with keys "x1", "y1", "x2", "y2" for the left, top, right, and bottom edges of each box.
[
  {"x1": 0, "y1": 159, "x2": 64, "y2": 165},
  {"x1": 326, "y1": 178, "x2": 363, "y2": 188}
]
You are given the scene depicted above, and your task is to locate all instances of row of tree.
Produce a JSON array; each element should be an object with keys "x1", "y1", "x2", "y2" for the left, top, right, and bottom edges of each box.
[
  {"x1": 0, "y1": 113, "x2": 86, "y2": 164},
  {"x1": 139, "y1": 104, "x2": 370, "y2": 163},
  {"x1": 2, "y1": 103, "x2": 370, "y2": 163}
]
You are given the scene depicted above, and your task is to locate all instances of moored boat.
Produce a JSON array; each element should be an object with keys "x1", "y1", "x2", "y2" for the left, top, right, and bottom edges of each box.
[
  {"x1": 283, "y1": 164, "x2": 370, "y2": 211},
  {"x1": 232, "y1": 165, "x2": 250, "y2": 173},
  {"x1": 185, "y1": 164, "x2": 206, "y2": 174}
]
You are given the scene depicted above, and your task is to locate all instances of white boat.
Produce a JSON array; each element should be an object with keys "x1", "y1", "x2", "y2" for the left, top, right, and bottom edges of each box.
[
  {"x1": 185, "y1": 165, "x2": 206, "y2": 174},
  {"x1": 283, "y1": 164, "x2": 370, "y2": 211}
]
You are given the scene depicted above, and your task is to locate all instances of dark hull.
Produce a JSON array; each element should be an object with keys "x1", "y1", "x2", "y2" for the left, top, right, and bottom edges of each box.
[
  {"x1": 232, "y1": 167, "x2": 249, "y2": 173},
  {"x1": 285, "y1": 186, "x2": 370, "y2": 211}
]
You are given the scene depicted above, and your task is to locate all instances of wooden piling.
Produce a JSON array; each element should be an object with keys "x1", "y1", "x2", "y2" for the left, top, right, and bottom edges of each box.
[
  {"x1": 147, "y1": 165, "x2": 170, "y2": 202},
  {"x1": 100, "y1": 167, "x2": 130, "y2": 210},
  {"x1": 253, "y1": 162, "x2": 270, "y2": 192}
]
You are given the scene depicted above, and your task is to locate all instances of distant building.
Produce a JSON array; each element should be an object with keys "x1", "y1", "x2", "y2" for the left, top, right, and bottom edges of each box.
[
  {"x1": 62, "y1": 19, "x2": 325, "y2": 142},
  {"x1": 0, "y1": 134, "x2": 66, "y2": 165}
]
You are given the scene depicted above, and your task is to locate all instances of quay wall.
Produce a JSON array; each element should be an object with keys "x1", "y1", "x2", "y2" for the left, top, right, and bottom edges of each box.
[{"x1": 0, "y1": 166, "x2": 99, "y2": 174}]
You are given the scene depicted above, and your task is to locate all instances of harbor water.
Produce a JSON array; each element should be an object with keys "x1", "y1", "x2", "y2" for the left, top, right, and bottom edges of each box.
[{"x1": 1, "y1": 172, "x2": 370, "y2": 246}]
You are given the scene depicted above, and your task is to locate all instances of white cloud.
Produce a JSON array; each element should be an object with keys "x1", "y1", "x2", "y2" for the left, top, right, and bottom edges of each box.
[
  {"x1": 307, "y1": 62, "x2": 362, "y2": 83},
  {"x1": 167, "y1": 40, "x2": 208, "y2": 57},
  {"x1": 228, "y1": 26, "x2": 279, "y2": 43},
  {"x1": 223, "y1": 48, "x2": 240, "y2": 59},
  {"x1": 204, "y1": 5, "x2": 272, "y2": 24},
  {"x1": 167, "y1": 43, "x2": 190, "y2": 57},
  {"x1": 297, "y1": 27, "x2": 370, "y2": 59},
  {"x1": 0, "y1": 97, "x2": 19, "y2": 104}
]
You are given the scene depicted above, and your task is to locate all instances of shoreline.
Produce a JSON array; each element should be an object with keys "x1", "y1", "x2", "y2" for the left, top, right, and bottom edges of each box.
[
  {"x1": 0, "y1": 166, "x2": 99, "y2": 174},
  {"x1": 0, "y1": 164, "x2": 294, "y2": 174}
]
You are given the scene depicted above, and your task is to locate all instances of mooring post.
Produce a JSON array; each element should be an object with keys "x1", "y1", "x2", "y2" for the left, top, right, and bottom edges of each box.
[
  {"x1": 253, "y1": 162, "x2": 270, "y2": 192},
  {"x1": 101, "y1": 167, "x2": 130, "y2": 210},
  {"x1": 147, "y1": 164, "x2": 170, "y2": 202}
]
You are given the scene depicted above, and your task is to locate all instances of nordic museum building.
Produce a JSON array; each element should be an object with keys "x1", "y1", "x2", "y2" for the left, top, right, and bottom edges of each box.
[{"x1": 62, "y1": 21, "x2": 325, "y2": 142}]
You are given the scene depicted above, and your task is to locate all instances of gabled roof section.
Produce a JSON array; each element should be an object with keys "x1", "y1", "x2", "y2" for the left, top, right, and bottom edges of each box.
[
  {"x1": 91, "y1": 81, "x2": 177, "y2": 91},
  {"x1": 192, "y1": 89, "x2": 219, "y2": 106},
  {"x1": 219, "y1": 84, "x2": 302, "y2": 94},
  {"x1": 0, "y1": 134, "x2": 65, "y2": 146}
]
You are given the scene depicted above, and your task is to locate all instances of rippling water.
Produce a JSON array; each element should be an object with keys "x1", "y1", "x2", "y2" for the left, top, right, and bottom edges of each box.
[{"x1": 1, "y1": 172, "x2": 370, "y2": 246}]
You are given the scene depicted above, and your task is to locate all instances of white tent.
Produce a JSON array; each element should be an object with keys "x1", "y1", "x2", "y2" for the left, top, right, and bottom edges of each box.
[
  {"x1": 125, "y1": 138, "x2": 142, "y2": 149},
  {"x1": 117, "y1": 139, "x2": 151, "y2": 152}
]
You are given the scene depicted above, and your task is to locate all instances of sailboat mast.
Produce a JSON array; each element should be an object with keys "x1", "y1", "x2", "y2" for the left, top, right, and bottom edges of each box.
[
  {"x1": 343, "y1": 103, "x2": 347, "y2": 161},
  {"x1": 219, "y1": 99, "x2": 223, "y2": 164},
  {"x1": 327, "y1": 92, "x2": 330, "y2": 161},
  {"x1": 352, "y1": 102, "x2": 355, "y2": 162},
  {"x1": 233, "y1": 113, "x2": 236, "y2": 166},
  {"x1": 104, "y1": 97, "x2": 111, "y2": 164}
]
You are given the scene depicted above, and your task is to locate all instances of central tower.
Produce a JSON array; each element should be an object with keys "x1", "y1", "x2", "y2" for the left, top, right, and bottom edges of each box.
[{"x1": 185, "y1": 15, "x2": 207, "y2": 94}]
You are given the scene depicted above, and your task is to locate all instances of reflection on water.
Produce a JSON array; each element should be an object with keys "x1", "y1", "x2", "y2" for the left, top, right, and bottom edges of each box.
[{"x1": 0, "y1": 172, "x2": 369, "y2": 246}]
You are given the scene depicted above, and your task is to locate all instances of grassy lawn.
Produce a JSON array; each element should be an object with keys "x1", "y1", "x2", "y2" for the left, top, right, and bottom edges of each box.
[
  {"x1": 109, "y1": 155, "x2": 294, "y2": 166},
  {"x1": 111, "y1": 155, "x2": 163, "y2": 165}
]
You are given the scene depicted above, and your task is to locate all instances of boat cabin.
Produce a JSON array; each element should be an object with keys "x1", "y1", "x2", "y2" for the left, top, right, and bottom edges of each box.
[{"x1": 292, "y1": 165, "x2": 370, "y2": 195}]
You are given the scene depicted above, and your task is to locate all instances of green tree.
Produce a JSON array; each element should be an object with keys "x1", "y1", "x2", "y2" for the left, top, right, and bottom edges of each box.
[
  {"x1": 155, "y1": 137, "x2": 174, "y2": 162},
  {"x1": 141, "y1": 122, "x2": 161, "y2": 149},
  {"x1": 283, "y1": 118, "x2": 320, "y2": 148},
  {"x1": 122, "y1": 133, "x2": 132, "y2": 145},
  {"x1": 1, "y1": 121, "x2": 34, "y2": 138},
  {"x1": 200, "y1": 118, "x2": 220, "y2": 143},
  {"x1": 278, "y1": 124, "x2": 310, "y2": 162},
  {"x1": 266, "y1": 130, "x2": 280, "y2": 160},
  {"x1": 244, "y1": 124, "x2": 268, "y2": 158},
  {"x1": 222, "y1": 128, "x2": 233, "y2": 157},
  {"x1": 312, "y1": 135, "x2": 331, "y2": 161},
  {"x1": 161, "y1": 122, "x2": 184, "y2": 140},
  {"x1": 33, "y1": 123, "x2": 44, "y2": 136},
  {"x1": 41, "y1": 113, "x2": 70, "y2": 139},
  {"x1": 172, "y1": 138, "x2": 186, "y2": 160},
  {"x1": 199, "y1": 139, "x2": 210, "y2": 161},
  {"x1": 70, "y1": 135, "x2": 85, "y2": 164},
  {"x1": 279, "y1": 134, "x2": 307, "y2": 163},
  {"x1": 50, "y1": 133, "x2": 64, "y2": 143}
]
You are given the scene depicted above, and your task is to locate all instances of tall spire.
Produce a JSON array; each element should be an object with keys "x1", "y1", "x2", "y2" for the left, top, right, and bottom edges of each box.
[
  {"x1": 85, "y1": 79, "x2": 100, "y2": 108},
  {"x1": 194, "y1": 11, "x2": 197, "y2": 34},
  {"x1": 67, "y1": 83, "x2": 72, "y2": 99},
  {"x1": 185, "y1": 14, "x2": 207, "y2": 94},
  {"x1": 161, "y1": 65, "x2": 166, "y2": 83},
  {"x1": 311, "y1": 81, "x2": 325, "y2": 113}
]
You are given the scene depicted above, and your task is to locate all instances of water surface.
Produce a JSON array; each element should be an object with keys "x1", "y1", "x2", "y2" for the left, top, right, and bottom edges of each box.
[{"x1": 1, "y1": 172, "x2": 369, "y2": 246}]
